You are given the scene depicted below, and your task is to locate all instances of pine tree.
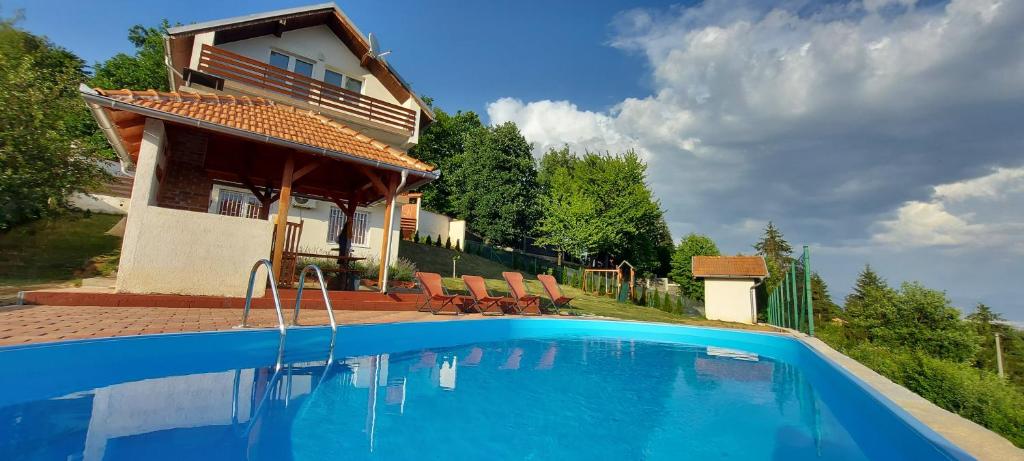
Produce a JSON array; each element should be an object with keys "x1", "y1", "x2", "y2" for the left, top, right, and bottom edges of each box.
[
  {"x1": 810, "y1": 272, "x2": 840, "y2": 322},
  {"x1": 413, "y1": 230, "x2": 420, "y2": 243},
  {"x1": 845, "y1": 264, "x2": 888, "y2": 310},
  {"x1": 753, "y1": 222, "x2": 794, "y2": 291},
  {"x1": 445, "y1": 236, "x2": 452, "y2": 249},
  {"x1": 436, "y1": 234, "x2": 443, "y2": 247},
  {"x1": 425, "y1": 235, "x2": 433, "y2": 246},
  {"x1": 455, "y1": 239, "x2": 462, "y2": 252}
]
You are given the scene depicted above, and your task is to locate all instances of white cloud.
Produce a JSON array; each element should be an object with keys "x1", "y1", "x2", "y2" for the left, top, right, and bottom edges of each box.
[{"x1": 872, "y1": 166, "x2": 1024, "y2": 251}]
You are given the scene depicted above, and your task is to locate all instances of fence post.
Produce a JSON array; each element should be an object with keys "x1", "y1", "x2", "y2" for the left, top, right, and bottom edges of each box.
[
  {"x1": 790, "y1": 263, "x2": 799, "y2": 332},
  {"x1": 995, "y1": 333, "x2": 1005, "y2": 378},
  {"x1": 803, "y1": 245, "x2": 814, "y2": 336}
]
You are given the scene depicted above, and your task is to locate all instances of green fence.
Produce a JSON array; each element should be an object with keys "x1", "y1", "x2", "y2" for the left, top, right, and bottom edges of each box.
[{"x1": 767, "y1": 245, "x2": 815, "y2": 336}]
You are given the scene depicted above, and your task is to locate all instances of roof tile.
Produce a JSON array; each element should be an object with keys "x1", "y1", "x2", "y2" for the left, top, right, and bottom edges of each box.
[
  {"x1": 692, "y1": 256, "x2": 769, "y2": 278},
  {"x1": 94, "y1": 88, "x2": 434, "y2": 172}
]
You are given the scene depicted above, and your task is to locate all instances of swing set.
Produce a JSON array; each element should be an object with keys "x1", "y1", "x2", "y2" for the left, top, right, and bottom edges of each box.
[{"x1": 581, "y1": 261, "x2": 636, "y2": 300}]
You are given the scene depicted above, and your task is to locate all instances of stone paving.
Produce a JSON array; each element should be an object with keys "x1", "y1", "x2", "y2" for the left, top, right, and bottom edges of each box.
[{"x1": 0, "y1": 305, "x2": 456, "y2": 346}]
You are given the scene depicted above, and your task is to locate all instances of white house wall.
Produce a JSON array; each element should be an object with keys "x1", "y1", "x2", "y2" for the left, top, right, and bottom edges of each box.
[
  {"x1": 214, "y1": 25, "x2": 402, "y2": 106},
  {"x1": 417, "y1": 209, "x2": 466, "y2": 248},
  {"x1": 703, "y1": 278, "x2": 757, "y2": 324},
  {"x1": 69, "y1": 192, "x2": 130, "y2": 215},
  {"x1": 117, "y1": 119, "x2": 274, "y2": 297}
]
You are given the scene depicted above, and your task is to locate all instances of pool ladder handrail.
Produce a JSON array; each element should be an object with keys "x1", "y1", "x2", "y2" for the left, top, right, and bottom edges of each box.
[
  {"x1": 240, "y1": 259, "x2": 287, "y2": 337},
  {"x1": 291, "y1": 264, "x2": 338, "y2": 344}
]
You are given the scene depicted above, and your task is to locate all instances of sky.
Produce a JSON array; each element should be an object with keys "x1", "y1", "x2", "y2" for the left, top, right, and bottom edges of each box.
[{"x1": 9, "y1": 0, "x2": 1024, "y2": 321}]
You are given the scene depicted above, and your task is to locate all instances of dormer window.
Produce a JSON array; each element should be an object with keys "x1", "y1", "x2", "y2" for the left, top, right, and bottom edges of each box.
[{"x1": 325, "y1": 69, "x2": 363, "y2": 94}]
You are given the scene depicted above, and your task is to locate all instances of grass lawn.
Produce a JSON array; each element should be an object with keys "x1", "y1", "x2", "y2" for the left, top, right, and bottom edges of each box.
[
  {"x1": 399, "y1": 240, "x2": 773, "y2": 331},
  {"x1": 0, "y1": 212, "x2": 122, "y2": 290}
]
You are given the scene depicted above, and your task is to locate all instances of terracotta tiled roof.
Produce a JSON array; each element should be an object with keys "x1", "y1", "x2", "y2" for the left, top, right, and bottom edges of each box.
[
  {"x1": 692, "y1": 256, "x2": 768, "y2": 278},
  {"x1": 94, "y1": 88, "x2": 434, "y2": 172}
]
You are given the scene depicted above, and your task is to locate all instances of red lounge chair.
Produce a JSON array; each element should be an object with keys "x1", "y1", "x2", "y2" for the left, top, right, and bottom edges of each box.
[
  {"x1": 501, "y1": 272, "x2": 542, "y2": 316},
  {"x1": 415, "y1": 272, "x2": 460, "y2": 315},
  {"x1": 462, "y1": 275, "x2": 506, "y2": 316},
  {"x1": 537, "y1": 274, "x2": 574, "y2": 314}
]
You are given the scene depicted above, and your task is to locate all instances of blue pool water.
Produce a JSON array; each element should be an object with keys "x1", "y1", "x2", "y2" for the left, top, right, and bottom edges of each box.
[{"x1": 0, "y1": 319, "x2": 970, "y2": 460}]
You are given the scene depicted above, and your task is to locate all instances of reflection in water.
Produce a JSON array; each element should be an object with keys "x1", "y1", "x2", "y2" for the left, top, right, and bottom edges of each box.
[{"x1": 1, "y1": 338, "x2": 879, "y2": 461}]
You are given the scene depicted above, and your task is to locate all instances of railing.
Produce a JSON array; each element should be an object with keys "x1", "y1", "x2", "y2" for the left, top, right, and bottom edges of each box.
[
  {"x1": 197, "y1": 44, "x2": 417, "y2": 134},
  {"x1": 290, "y1": 264, "x2": 338, "y2": 349},
  {"x1": 766, "y1": 245, "x2": 815, "y2": 336}
]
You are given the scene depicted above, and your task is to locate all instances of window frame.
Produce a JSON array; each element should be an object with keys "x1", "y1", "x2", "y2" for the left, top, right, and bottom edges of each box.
[{"x1": 327, "y1": 207, "x2": 370, "y2": 247}]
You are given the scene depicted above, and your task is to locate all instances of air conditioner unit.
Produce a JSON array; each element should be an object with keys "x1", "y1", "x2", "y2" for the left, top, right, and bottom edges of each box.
[{"x1": 292, "y1": 197, "x2": 317, "y2": 209}]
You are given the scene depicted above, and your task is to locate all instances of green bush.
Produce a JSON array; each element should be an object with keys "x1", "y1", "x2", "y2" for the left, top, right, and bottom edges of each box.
[
  {"x1": 455, "y1": 239, "x2": 462, "y2": 252},
  {"x1": 413, "y1": 230, "x2": 420, "y2": 243},
  {"x1": 445, "y1": 236, "x2": 452, "y2": 249},
  {"x1": 425, "y1": 235, "x2": 433, "y2": 246},
  {"x1": 819, "y1": 325, "x2": 1024, "y2": 447},
  {"x1": 435, "y1": 234, "x2": 443, "y2": 247},
  {"x1": 390, "y1": 257, "x2": 418, "y2": 282}
]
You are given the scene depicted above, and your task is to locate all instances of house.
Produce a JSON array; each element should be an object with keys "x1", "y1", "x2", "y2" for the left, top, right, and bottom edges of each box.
[
  {"x1": 692, "y1": 256, "x2": 768, "y2": 324},
  {"x1": 80, "y1": 3, "x2": 456, "y2": 297}
]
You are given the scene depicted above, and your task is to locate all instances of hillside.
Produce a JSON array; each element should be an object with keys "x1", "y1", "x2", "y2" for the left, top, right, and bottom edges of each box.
[{"x1": 397, "y1": 240, "x2": 770, "y2": 331}]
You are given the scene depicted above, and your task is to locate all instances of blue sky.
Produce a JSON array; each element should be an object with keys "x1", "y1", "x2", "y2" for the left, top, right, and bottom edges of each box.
[{"x1": 10, "y1": 0, "x2": 1024, "y2": 321}]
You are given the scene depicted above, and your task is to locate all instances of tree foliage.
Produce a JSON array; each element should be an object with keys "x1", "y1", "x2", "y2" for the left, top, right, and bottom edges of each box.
[
  {"x1": 668, "y1": 233, "x2": 720, "y2": 301},
  {"x1": 843, "y1": 281, "x2": 981, "y2": 363},
  {"x1": 446, "y1": 122, "x2": 539, "y2": 245},
  {"x1": 90, "y1": 21, "x2": 171, "y2": 91},
  {"x1": 407, "y1": 108, "x2": 485, "y2": 215},
  {"x1": 0, "y1": 18, "x2": 107, "y2": 230},
  {"x1": 844, "y1": 264, "x2": 887, "y2": 311},
  {"x1": 810, "y1": 272, "x2": 841, "y2": 322},
  {"x1": 754, "y1": 221, "x2": 793, "y2": 290},
  {"x1": 535, "y1": 147, "x2": 667, "y2": 273}
]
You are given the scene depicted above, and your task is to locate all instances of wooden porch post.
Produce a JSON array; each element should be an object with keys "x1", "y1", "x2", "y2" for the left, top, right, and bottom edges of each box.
[
  {"x1": 376, "y1": 175, "x2": 399, "y2": 287},
  {"x1": 270, "y1": 153, "x2": 295, "y2": 282}
]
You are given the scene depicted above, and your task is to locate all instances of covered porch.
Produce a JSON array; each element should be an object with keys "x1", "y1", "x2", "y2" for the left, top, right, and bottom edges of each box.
[{"x1": 81, "y1": 87, "x2": 437, "y2": 298}]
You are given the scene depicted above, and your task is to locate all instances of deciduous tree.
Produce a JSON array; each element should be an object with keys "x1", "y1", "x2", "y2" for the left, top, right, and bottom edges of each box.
[{"x1": 669, "y1": 233, "x2": 720, "y2": 301}]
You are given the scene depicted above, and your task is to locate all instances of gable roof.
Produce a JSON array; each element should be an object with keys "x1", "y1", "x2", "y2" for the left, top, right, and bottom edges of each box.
[
  {"x1": 165, "y1": 3, "x2": 433, "y2": 121},
  {"x1": 692, "y1": 256, "x2": 769, "y2": 279},
  {"x1": 82, "y1": 87, "x2": 436, "y2": 175}
]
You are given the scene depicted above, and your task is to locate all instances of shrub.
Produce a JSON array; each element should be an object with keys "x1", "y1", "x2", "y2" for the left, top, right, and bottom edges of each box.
[
  {"x1": 425, "y1": 235, "x2": 433, "y2": 246},
  {"x1": 819, "y1": 325, "x2": 1024, "y2": 447},
  {"x1": 455, "y1": 239, "x2": 462, "y2": 252},
  {"x1": 390, "y1": 257, "x2": 418, "y2": 282},
  {"x1": 436, "y1": 234, "x2": 443, "y2": 247},
  {"x1": 445, "y1": 236, "x2": 452, "y2": 249},
  {"x1": 413, "y1": 230, "x2": 420, "y2": 243}
]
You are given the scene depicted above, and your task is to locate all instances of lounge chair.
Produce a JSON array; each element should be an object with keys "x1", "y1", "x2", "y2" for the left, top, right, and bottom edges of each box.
[
  {"x1": 537, "y1": 274, "x2": 574, "y2": 314},
  {"x1": 501, "y1": 272, "x2": 542, "y2": 315},
  {"x1": 462, "y1": 275, "x2": 506, "y2": 316},
  {"x1": 415, "y1": 272, "x2": 461, "y2": 315}
]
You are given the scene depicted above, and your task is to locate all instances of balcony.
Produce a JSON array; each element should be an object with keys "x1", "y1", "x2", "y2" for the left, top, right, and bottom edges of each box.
[{"x1": 195, "y1": 44, "x2": 417, "y2": 135}]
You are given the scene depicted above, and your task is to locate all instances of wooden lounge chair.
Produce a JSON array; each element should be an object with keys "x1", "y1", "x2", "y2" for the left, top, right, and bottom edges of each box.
[
  {"x1": 415, "y1": 272, "x2": 461, "y2": 315},
  {"x1": 501, "y1": 272, "x2": 542, "y2": 316},
  {"x1": 537, "y1": 274, "x2": 574, "y2": 314},
  {"x1": 462, "y1": 275, "x2": 506, "y2": 316}
]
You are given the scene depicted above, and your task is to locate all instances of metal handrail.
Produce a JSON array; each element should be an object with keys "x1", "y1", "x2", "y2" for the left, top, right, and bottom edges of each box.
[
  {"x1": 290, "y1": 265, "x2": 338, "y2": 337},
  {"x1": 240, "y1": 259, "x2": 287, "y2": 337}
]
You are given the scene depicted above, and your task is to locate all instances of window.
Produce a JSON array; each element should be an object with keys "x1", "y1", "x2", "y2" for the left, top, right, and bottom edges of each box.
[
  {"x1": 293, "y1": 58, "x2": 314, "y2": 77},
  {"x1": 328, "y1": 207, "x2": 369, "y2": 246},
  {"x1": 217, "y1": 189, "x2": 262, "y2": 219},
  {"x1": 269, "y1": 51, "x2": 290, "y2": 70},
  {"x1": 344, "y1": 77, "x2": 362, "y2": 93},
  {"x1": 324, "y1": 69, "x2": 344, "y2": 87},
  {"x1": 324, "y1": 69, "x2": 363, "y2": 94}
]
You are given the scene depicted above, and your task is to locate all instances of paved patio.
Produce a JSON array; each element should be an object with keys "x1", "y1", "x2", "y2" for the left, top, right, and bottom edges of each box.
[{"x1": 0, "y1": 305, "x2": 454, "y2": 346}]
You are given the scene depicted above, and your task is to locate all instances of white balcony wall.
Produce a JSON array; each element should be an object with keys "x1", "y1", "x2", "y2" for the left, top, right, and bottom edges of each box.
[{"x1": 214, "y1": 25, "x2": 402, "y2": 106}]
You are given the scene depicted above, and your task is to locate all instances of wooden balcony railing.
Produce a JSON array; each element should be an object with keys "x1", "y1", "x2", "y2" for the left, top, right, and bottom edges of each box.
[{"x1": 197, "y1": 44, "x2": 417, "y2": 134}]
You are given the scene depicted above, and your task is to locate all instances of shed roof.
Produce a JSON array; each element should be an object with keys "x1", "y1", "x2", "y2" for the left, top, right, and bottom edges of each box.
[{"x1": 692, "y1": 256, "x2": 769, "y2": 278}]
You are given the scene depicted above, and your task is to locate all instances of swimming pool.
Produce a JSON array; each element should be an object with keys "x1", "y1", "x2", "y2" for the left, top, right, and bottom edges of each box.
[{"x1": 0, "y1": 319, "x2": 970, "y2": 460}]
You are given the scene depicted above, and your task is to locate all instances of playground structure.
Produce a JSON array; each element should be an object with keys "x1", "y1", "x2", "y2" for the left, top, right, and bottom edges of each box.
[{"x1": 581, "y1": 261, "x2": 636, "y2": 300}]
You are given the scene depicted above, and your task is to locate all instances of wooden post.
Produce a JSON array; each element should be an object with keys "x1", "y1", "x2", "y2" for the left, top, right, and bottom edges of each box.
[
  {"x1": 270, "y1": 154, "x2": 295, "y2": 282},
  {"x1": 995, "y1": 333, "x2": 1005, "y2": 378},
  {"x1": 376, "y1": 175, "x2": 398, "y2": 287}
]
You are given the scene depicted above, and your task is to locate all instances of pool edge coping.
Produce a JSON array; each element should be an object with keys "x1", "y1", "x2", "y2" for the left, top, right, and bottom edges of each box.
[{"x1": 791, "y1": 331, "x2": 1023, "y2": 460}]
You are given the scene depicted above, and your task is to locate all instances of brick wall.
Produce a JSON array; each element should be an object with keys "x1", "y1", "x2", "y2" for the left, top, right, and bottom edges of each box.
[{"x1": 156, "y1": 127, "x2": 213, "y2": 212}]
